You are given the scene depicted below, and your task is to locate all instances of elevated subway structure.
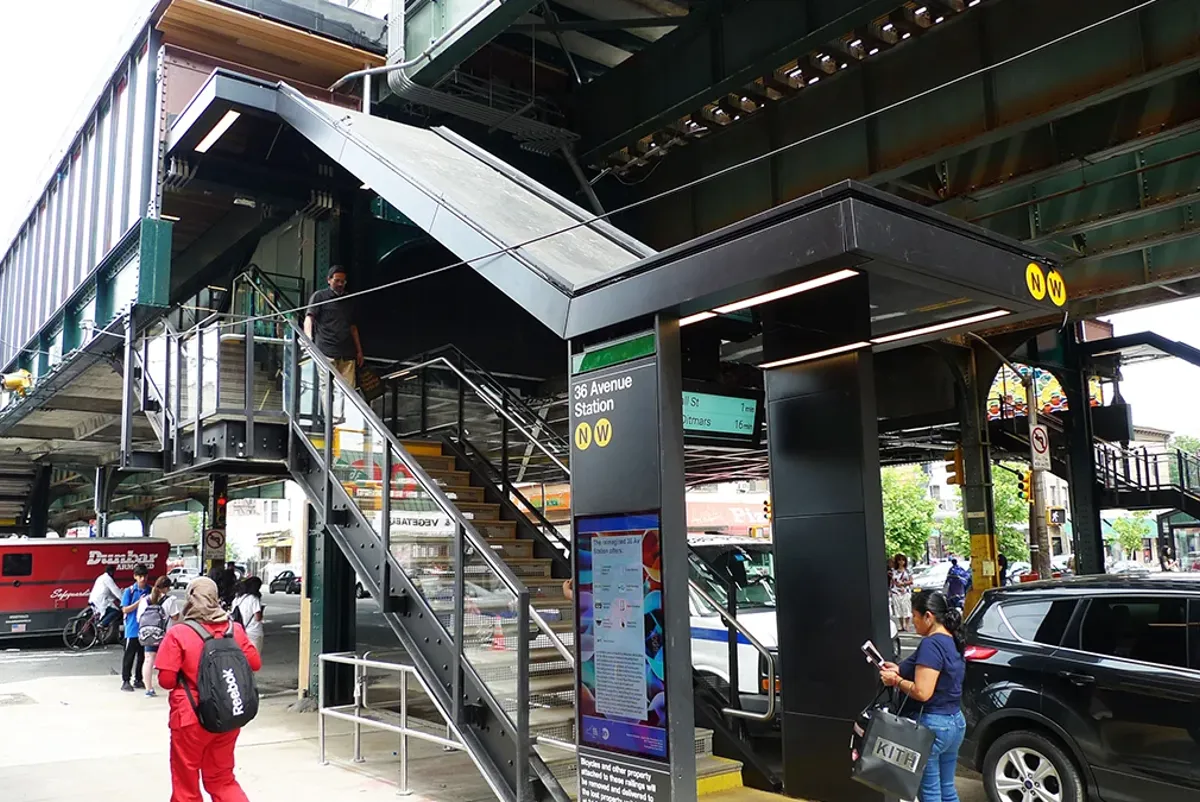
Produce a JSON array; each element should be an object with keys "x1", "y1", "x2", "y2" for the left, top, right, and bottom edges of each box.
[{"x1": 1, "y1": 2, "x2": 1200, "y2": 801}]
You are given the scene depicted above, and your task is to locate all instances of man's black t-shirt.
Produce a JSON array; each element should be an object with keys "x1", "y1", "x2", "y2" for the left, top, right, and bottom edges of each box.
[{"x1": 307, "y1": 288, "x2": 356, "y2": 359}]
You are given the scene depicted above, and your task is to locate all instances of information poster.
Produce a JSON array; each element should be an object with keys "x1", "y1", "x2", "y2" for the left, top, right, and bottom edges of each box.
[{"x1": 575, "y1": 513, "x2": 668, "y2": 761}]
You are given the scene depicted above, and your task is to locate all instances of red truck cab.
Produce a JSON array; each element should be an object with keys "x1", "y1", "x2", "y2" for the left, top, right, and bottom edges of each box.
[{"x1": 0, "y1": 537, "x2": 171, "y2": 637}]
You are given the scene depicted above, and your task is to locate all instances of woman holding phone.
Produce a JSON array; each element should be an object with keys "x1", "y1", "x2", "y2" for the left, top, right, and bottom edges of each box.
[{"x1": 878, "y1": 590, "x2": 966, "y2": 802}]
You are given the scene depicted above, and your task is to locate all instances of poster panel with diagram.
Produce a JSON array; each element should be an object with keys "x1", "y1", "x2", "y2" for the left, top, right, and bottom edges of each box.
[{"x1": 575, "y1": 512, "x2": 668, "y2": 761}]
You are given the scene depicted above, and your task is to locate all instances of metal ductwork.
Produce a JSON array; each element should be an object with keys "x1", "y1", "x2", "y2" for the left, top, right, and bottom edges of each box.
[{"x1": 386, "y1": 0, "x2": 577, "y2": 152}]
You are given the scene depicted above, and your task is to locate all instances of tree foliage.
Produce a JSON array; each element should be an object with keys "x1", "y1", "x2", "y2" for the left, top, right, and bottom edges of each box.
[
  {"x1": 881, "y1": 465, "x2": 937, "y2": 562},
  {"x1": 1111, "y1": 511, "x2": 1151, "y2": 558},
  {"x1": 1169, "y1": 434, "x2": 1200, "y2": 456}
]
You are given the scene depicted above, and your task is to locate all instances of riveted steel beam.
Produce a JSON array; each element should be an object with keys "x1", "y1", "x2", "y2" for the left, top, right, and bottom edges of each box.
[
  {"x1": 574, "y1": 0, "x2": 899, "y2": 163},
  {"x1": 623, "y1": 0, "x2": 1200, "y2": 243}
]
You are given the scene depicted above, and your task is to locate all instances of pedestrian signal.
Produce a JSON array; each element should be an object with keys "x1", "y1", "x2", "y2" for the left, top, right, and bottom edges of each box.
[
  {"x1": 945, "y1": 446, "x2": 965, "y2": 486},
  {"x1": 1017, "y1": 471, "x2": 1032, "y2": 504}
]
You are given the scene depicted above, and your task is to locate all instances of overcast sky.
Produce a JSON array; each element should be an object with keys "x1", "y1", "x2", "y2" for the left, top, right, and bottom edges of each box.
[{"x1": 2, "y1": 1, "x2": 1198, "y2": 441}]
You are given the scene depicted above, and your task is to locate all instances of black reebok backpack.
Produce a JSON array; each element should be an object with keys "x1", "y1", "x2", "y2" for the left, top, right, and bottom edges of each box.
[{"x1": 182, "y1": 621, "x2": 259, "y2": 733}]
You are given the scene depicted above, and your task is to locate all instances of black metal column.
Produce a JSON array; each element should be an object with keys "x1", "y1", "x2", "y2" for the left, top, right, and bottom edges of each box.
[
  {"x1": 25, "y1": 466, "x2": 52, "y2": 538},
  {"x1": 763, "y1": 275, "x2": 888, "y2": 802},
  {"x1": 954, "y1": 344, "x2": 1000, "y2": 602},
  {"x1": 307, "y1": 524, "x2": 357, "y2": 704},
  {"x1": 1062, "y1": 327, "x2": 1104, "y2": 575},
  {"x1": 93, "y1": 466, "x2": 117, "y2": 538}
]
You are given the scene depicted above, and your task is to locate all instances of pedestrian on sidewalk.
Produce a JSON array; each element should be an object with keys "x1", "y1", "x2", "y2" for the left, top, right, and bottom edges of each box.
[
  {"x1": 231, "y1": 577, "x2": 264, "y2": 655},
  {"x1": 120, "y1": 564, "x2": 152, "y2": 692},
  {"x1": 156, "y1": 577, "x2": 262, "y2": 802},
  {"x1": 879, "y1": 590, "x2": 966, "y2": 802},
  {"x1": 889, "y1": 553, "x2": 913, "y2": 633},
  {"x1": 137, "y1": 576, "x2": 181, "y2": 697}
]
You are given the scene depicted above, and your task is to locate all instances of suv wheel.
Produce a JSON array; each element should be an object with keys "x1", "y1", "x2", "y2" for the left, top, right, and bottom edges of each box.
[{"x1": 983, "y1": 730, "x2": 1084, "y2": 802}]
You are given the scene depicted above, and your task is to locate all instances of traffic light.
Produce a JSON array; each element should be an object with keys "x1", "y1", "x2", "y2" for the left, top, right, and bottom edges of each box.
[
  {"x1": 944, "y1": 446, "x2": 965, "y2": 486},
  {"x1": 763, "y1": 498, "x2": 772, "y2": 521},
  {"x1": 1017, "y1": 471, "x2": 1032, "y2": 504},
  {"x1": 211, "y1": 485, "x2": 229, "y2": 529}
]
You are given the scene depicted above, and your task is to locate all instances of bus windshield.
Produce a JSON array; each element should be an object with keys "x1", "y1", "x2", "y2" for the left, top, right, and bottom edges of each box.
[{"x1": 689, "y1": 544, "x2": 776, "y2": 610}]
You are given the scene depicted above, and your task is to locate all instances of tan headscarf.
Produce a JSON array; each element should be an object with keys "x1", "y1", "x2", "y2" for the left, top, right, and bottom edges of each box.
[{"x1": 183, "y1": 576, "x2": 229, "y2": 623}]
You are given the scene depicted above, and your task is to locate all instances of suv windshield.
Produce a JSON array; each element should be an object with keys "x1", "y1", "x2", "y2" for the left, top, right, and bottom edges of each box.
[{"x1": 690, "y1": 544, "x2": 776, "y2": 610}]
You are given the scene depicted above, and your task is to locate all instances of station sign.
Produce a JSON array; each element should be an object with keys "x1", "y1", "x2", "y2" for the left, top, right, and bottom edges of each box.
[{"x1": 570, "y1": 331, "x2": 693, "y2": 802}]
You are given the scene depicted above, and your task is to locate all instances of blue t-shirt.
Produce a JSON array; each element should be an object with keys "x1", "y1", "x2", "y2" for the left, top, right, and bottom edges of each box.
[
  {"x1": 122, "y1": 584, "x2": 151, "y2": 639},
  {"x1": 899, "y1": 633, "x2": 964, "y2": 716}
]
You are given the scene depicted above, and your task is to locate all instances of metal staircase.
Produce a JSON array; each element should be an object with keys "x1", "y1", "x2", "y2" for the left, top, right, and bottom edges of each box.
[
  {"x1": 1094, "y1": 440, "x2": 1200, "y2": 519},
  {"x1": 130, "y1": 273, "x2": 770, "y2": 799}
]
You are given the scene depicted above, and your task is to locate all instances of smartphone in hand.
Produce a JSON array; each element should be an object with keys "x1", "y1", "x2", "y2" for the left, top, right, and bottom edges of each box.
[{"x1": 861, "y1": 639, "x2": 885, "y2": 667}]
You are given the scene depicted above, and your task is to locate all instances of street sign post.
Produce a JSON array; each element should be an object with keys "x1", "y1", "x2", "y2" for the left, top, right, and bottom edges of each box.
[
  {"x1": 1030, "y1": 424, "x2": 1051, "y2": 471},
  {"x1": 202, "y1": 528, "x2": 226, "y2": 564}
]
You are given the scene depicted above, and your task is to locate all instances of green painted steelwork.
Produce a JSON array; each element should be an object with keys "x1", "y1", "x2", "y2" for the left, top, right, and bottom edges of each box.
[
  {"x1": 618, "y1": 0, "x2": 1200, "y2": 314},
  {"x1": 137, "y1": 219, "x2": 173, "y2": 308},
  {"x1": 405, "y1": 0, "x2": 542, "y2": 86}
]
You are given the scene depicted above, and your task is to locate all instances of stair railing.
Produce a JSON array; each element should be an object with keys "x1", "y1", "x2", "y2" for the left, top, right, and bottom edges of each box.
[{"x1": 383, "y1": 355, "x2": 572, "y2": 562}]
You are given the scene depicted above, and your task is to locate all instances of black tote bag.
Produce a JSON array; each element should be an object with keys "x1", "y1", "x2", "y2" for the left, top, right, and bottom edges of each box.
[{"x1": 850, "y1": 690, "x2": 935, "y2": 800}]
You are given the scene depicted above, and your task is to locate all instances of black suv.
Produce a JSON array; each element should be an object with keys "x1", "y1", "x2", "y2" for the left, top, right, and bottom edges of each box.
[{"x1": 960, "y1": 575, "x2": 1200, "y2": 802}]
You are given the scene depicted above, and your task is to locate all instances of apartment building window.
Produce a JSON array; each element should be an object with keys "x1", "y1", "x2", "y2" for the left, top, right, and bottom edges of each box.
[{"x1": 266, "y1": 500, "x2": 279, "y2": 524}]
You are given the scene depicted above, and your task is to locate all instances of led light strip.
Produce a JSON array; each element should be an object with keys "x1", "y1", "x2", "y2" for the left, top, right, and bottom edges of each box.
[
  {"x1": 195, "y1": 110, "x2": 242, "y2": 154},
  {"x1": 870, "y1": 309, "x2": 1010, "y2": 344},
  {"x1": 759, "y1": 340, "x2": 871, "y2": 369},
  {"x1": 679, "y1": 268, "x2": 860, "y2": 326}
]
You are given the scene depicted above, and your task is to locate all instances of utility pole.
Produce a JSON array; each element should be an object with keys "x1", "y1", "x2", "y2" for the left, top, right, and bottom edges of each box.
[
  {"x1": 1024, "y1": 373, "x2": 1053, "y2": 580},
  {"x1": 968, "y1": 333, "x2": 1054, "y2": 579}
]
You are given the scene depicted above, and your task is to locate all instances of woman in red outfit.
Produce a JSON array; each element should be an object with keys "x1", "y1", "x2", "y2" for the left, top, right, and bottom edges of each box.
[{"x1": 155, "y1": 577, "x2": 262, "y2": 802}]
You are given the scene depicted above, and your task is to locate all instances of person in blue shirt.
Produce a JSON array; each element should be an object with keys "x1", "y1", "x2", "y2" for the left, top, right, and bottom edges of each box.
[
  {"x1": 943, "y1": 558, "x2": 972, "y2": 608},
  {"x1": 120, "y1": 563, "x2": 152, "y2": 692},
  {"x1": 879, "y1": 590, "x2": 966, "y2": 802}
]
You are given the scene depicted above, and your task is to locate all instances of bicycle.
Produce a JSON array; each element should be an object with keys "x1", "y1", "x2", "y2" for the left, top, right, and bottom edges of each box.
[{"x1": 63, "y1": 606, "x2": 120, "y2": 651}]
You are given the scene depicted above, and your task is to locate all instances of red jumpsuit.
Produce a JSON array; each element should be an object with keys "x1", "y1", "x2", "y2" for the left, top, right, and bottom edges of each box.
[{"x1": 156, "y1": 619, "x2": 262, "y2": 802}]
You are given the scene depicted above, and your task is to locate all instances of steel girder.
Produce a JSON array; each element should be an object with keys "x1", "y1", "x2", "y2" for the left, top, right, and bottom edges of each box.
[
  {"x1": 616, "y1": 0, "x2": 1200, "y2": 312},
  {"x1": 573, "y1": 0, "x2": 900, "y2": 163}
]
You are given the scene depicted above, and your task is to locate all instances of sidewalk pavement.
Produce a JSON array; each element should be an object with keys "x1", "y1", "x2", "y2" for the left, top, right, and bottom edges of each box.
[{"x1": 0, "y1": 674, "x2": 492, "y2": 802}]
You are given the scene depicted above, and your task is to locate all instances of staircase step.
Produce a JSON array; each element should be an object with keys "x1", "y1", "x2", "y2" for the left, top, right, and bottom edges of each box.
[
  {"x1": 415, "y1": 453, "x2": 457, "y2": 472},
  {"x1": 474, "y1": 520, "x2": 517, "y2": 539},
  {"x1": 399, "y1": 439, "x2": 444, "y2": 457},
  {"x1": 453, "y1": 501, "x2": 501, "y2": 519},
  {"x1": 421, "y1": 468, "x2": 472, "y2": 488},
  {"x1": 341, "y1": 480, "x2": 484, "y2": 506}
]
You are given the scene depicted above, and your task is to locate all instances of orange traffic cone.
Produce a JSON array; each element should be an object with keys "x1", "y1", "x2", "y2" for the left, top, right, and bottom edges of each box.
[{"x1": 490, "y1": 616, "x2": 507, "y2": 651}]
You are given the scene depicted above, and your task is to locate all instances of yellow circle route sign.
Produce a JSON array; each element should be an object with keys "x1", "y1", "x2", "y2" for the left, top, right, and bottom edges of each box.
[
  {"x1": 1025, "y1": 263, "x2": 1047, "y2": 301},
  {"x1": 1046, "y1": 269, "x2": 1067, "y2": 307},
  {"x1": 594, "y1": 418, "x2": 613, "y2": 448},
  {"x1": 574, "y1": 421, "x2": 592, "y2": 451}
]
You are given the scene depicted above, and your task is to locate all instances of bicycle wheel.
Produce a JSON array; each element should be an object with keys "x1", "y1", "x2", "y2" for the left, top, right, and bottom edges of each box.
[{"x1": 63, "y1": 616, "x2": 97, "y2": 651}]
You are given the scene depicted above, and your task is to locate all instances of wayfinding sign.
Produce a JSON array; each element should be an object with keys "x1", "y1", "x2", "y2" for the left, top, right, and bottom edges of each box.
[
  {"x1": 681, "y1": 391, "x2": 758, "y2": 440},
  {"x1": 570, "y1": 330, "x2": 696, "y2": 802}
]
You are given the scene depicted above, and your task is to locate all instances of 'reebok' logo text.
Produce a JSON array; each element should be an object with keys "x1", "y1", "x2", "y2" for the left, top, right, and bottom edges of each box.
[{"x1": 223, "y1": 667, "x2": 245, "y2": 715}]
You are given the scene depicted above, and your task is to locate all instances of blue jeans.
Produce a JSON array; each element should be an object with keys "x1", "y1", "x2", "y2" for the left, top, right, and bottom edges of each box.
[
  {"x1": 98, "y1": 606, "x2": 121, "y2": 629},
  {"x1": 918, "y1": 711, "x2": 966, "y2": 802}
]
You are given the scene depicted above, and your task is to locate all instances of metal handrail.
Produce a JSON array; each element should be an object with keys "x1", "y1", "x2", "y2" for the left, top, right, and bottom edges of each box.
[
  {"x1": 235, "y1": 274, "x2": 572, "y2": 670},
  {"x1": 384, "y1": 356, "x2": 570, "y2": 475},
  {"x1": 398, "y1": 347, "x2": 778, "y2": 721},
  {"x1": 687, "y1": 579, "x2": 777, "y2": 723},
  {"x1": 318, "y1": 651, "x2": 505, "y2": 800},
  {"x1": 391, "y1": 344, "x2": 571, "y2": 449}
]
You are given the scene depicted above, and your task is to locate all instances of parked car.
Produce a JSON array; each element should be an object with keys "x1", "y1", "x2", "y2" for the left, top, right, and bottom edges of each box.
[
  {"x1": 960, "y1": 574, "x2": 1200, "y2": 802},
  {"x1": 911, "y1": 560, "x2": 970, "y2": 595},
  {"x1": 167, "y1": 566, "x2": 200, "y2": 589},
  {"x1": 269, "y1": 570, "x2": 299, "y2": 594}
]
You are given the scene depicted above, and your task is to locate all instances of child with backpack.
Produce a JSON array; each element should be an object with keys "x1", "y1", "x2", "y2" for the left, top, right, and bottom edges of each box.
[
  {"x1": 155, "y1": 576, "x2": 261, "y2": 802},
  {"x1": 137, "y1": 575, "x2": 183, "y2": 697}
]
